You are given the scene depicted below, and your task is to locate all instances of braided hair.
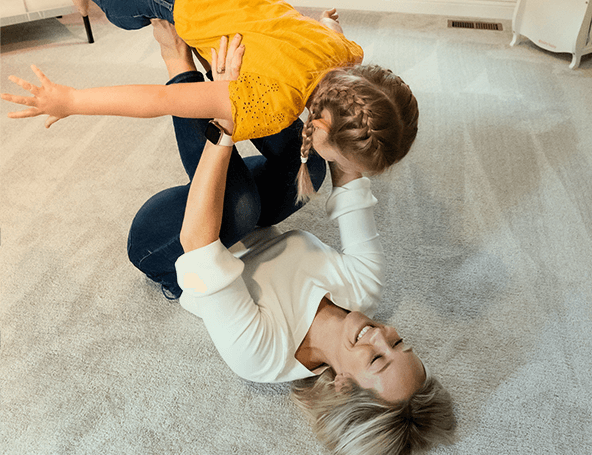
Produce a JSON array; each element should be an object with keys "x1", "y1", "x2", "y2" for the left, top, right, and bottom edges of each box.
[{"x1": 296, "y1": 65, "x2": 419, "y2": 203}]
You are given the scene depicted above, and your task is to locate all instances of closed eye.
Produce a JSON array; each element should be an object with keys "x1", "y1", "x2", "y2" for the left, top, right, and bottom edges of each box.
[{"x1": 371, "y1": 339, "x2": 404, "y2": 363}]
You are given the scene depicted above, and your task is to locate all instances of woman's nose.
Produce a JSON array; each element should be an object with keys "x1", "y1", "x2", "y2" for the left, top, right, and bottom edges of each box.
[{"x1": 370, "y1": 328, "x2": 389, "y2": 347}]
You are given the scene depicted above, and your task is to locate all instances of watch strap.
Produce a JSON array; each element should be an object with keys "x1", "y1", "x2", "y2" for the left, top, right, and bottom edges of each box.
[
  {"x1": 209, "y1": 120, "x2": 234, "y2": 146},
  {"x1": 218, "y1": 130, "x2": 235, "y2": 147}
]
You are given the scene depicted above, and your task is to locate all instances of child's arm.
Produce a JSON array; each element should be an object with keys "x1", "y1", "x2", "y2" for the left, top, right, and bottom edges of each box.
[{"x1": 1, "y1": 65, "x2": 233, "y2": 128}]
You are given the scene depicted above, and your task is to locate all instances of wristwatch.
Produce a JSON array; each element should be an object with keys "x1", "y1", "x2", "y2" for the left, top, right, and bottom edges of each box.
[{"x1": 205, "y1": 120, "x2": 234, "y2": 147}]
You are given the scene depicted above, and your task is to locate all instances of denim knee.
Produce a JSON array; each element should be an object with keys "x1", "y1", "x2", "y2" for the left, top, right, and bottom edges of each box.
[
  {"x1": 127, "y1": 185, "x2": 188, "y2": 296},
  {"x1": 219, "y1": 184, "x2": 261, "y2": 247},
  {"x1": 92, "y1": 0, "x2": 175, "y2": 30}
]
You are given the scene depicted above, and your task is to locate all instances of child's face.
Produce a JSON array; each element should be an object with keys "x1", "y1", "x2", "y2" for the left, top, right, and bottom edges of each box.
[{"x1": 311, "y1": 111, "x2": 366, "y2": 175}]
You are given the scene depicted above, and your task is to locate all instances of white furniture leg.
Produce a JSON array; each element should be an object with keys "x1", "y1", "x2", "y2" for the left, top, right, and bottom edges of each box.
[
  {"x1": 510, "y1": 33, "x2": 524, "y2": 47},
  {"x1": 570, "y1": 52, "x2": 582, "y2": 69}
]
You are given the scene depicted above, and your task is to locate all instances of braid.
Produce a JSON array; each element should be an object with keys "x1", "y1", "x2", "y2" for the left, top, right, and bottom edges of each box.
[
  {"x1": 295, "y1": 116, "x2": 317, "y2": 204},
  {"x1": 390, "y1": 75, "x2": 419, "y2": 159},
  {"x1": 309, "y1": 65, "x2": 419, "y2": 174},
  {"x1": 295, "y1": 64, "x2": 418, "y2": 201}
]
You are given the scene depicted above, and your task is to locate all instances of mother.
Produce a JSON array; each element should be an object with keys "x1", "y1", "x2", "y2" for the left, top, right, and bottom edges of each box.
[{"x1": 135, "y1": 28, "x2": 456, "y2": 455}]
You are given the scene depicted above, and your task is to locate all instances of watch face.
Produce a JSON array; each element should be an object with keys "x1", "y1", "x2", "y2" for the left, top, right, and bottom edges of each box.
[{"x1": 205, "y1": 121, "x2": 222, "y2": 145}]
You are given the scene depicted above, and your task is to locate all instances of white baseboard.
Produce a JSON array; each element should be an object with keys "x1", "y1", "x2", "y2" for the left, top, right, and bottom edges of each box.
[{"x1": 291, "y1": 0, "x2": 517, "y2": 21}]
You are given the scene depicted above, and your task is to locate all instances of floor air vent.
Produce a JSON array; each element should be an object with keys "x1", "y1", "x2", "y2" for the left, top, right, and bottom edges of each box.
[{"x1": 448, "y1": 20, "x2": 503, "y2": 31}]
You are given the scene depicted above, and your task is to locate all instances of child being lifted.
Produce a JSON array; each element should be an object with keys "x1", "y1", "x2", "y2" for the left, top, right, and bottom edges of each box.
[{"x1": 1, "y1": 0, "x2": 419, "y2": 202}]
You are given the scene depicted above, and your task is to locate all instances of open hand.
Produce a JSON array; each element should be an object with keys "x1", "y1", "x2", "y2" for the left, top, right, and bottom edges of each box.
[
  {"x1": 1, "y1": 65, "x2": 72, "y2": 128},
  {"x1": 211, "y1": 34, "x2": 245, "y2": 82}
]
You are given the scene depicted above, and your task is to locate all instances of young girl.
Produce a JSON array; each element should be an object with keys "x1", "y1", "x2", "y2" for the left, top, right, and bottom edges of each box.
[{"x1": 1, "y1": 0, "x2": 419, "y2": 202}]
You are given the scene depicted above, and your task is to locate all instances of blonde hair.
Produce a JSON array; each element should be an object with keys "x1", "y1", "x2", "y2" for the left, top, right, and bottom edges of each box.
[
  {"x1": 296, "y1": 64, "x2": 419, "y2": 203},
  {"x1": 291, "y1": 368, "x2": 455, "y2": 455}
]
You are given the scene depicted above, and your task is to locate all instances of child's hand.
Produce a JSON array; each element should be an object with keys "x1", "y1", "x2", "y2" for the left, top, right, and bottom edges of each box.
[
  {"x1": 319, "y1": 8, "x2": 343, "y2": 34},
  {"x1": 1, "y1": 65, "x2": 71, "y2": 128},
  {"x1": 211, "y1": 34, "x2": 245, "y2": 83},
  {"x1": 321, "y1": 8, "x2": 339, "y2": 23}
]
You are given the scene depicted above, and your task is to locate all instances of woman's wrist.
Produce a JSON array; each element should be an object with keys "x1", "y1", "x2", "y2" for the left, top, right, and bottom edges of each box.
[{"x1": 213, "y1": 118, "x2": 234, "y2": 136}]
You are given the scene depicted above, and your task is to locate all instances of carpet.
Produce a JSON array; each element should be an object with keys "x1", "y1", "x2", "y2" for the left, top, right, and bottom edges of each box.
[{"x1": 1, "y1": 4, "x2": 591, "y2": 454}]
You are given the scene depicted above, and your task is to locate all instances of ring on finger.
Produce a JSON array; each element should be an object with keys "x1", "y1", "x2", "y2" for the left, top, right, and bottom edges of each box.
[{"x1": 217, "y1": 67, "x2": 226, "y2": 74}]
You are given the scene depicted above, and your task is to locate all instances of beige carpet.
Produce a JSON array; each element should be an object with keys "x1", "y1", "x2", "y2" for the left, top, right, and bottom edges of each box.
[{"x1": 1, "y1": 4, "x2": 591, "y2": 454}]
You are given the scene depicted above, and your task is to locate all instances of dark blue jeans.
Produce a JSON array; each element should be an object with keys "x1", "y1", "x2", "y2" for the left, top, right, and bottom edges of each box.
[
  {"x1": 127, "y1": 71, "x2": 326, "y2": 298},
  {"x1": 92, "y1": 0, "x2": 176, "y2": 29}
]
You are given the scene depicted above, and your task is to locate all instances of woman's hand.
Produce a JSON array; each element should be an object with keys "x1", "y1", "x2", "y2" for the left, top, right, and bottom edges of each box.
[
  {"x1": 211, "y1": 34, "x2": 245, "y2": 134},
  {"x1": 1, "y1": 65, "x2": 72, "y2": 128},
  {"x1": 211, "y1": 34, "x2": 245, "y2": 83}
]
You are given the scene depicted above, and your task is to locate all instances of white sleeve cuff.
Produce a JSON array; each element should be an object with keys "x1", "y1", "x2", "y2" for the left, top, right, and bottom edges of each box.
[
  {"x1": 326, "y1": 177, "x2": 377, "y2": 221},
  {"x1": 175, "y1": 239, "x2": 244, "y2": 297}
]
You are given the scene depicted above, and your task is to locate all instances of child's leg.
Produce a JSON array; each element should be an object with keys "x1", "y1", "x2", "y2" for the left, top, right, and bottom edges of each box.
[
  {"x1": 92, "y1": 0, "x2": 175, "y2": 30},
  {"x1": 249, "y1": 120, "x2": 327, "y2": 226}
]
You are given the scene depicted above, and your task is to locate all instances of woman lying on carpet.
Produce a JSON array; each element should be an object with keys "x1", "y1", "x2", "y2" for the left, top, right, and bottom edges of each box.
[
  {"x1": 1, "y1": 0, "x2": 418, "y2": 202},
  {"x1": 123, "y1": 26, "x2": 455, "y2": 455}
]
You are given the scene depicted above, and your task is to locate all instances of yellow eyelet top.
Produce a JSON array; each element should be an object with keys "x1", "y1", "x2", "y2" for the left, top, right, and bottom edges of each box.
[{"x1": 174, "y1": 0, "x2": 363, "y2": 142}]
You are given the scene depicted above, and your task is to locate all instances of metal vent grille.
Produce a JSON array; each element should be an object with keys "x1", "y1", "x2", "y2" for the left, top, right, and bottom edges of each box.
[{"x1": 448, "y1": 20, "x2": 503, "y2": 31}]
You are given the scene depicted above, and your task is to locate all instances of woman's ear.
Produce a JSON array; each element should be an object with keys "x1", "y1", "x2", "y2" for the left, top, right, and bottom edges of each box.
[{"x1": 334, "y1": 373, "x2": 354, "y2": 393}]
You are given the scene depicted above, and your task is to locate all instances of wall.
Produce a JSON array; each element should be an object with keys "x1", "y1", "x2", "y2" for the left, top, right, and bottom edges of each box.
[{"x1": 291, "y1": 0, "x2": 517, "y2": 20}]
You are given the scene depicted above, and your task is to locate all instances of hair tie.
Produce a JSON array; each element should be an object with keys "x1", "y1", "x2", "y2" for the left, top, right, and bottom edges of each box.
[{"x1": 300, "y1": 154, "x2": 308, "y2": 164}]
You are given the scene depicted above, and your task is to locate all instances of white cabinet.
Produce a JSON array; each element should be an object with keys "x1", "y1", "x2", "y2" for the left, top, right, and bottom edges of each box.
[
  {"x1": 1, "y1": 0, "x2": 94, "y2": 42},
  {"x1": 510, "y1": 0, "x2": 592, "y2": 69}
]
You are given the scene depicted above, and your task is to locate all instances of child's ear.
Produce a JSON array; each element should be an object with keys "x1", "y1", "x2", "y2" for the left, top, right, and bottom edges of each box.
[
  {"x1": 334, "y1": 373, "x2": 353, "y2": 393},
  {"x1": 312, "y1": 118, "x2": 331, "y2": 133}
]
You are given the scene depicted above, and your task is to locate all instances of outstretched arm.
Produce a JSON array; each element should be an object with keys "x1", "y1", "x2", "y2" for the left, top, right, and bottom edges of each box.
[{"x1": 1, "y1": 66, "x2": 232, "y2": 128}]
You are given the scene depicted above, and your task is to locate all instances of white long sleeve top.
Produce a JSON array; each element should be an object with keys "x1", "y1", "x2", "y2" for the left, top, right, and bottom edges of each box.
[{"x1": 175, "y1": 177, "x2": 386, "y2": 383}]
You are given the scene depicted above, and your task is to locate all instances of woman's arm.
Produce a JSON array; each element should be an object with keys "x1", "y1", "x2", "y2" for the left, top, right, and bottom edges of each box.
[
  {"x1": 179, "y1": 137, "x2": 233, "y2": 252},
  {"x1": 1, "y1": 66, "x2": 233, "y2": 128},
  {"x1": 324, "y1": 176, "x2": 386, "y2": 313},
  {"x1": 178, "y1": 35, "x2": 245, "y2": 252}
]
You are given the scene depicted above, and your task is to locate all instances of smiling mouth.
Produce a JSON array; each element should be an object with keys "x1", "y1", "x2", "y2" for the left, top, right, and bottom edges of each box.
[{"x1": 356, "y1": 325, "x2": 372, "y2": 343}]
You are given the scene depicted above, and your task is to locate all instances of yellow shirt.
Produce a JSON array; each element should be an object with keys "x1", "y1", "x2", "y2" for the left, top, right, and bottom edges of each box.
[{"x1": 174, "y1": 0, "x2": 363, "y2": 142}]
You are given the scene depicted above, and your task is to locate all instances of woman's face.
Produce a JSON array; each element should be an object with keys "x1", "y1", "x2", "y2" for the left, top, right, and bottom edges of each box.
[{"x1": 334, "y1": 311, "x2": 426, "y2": 403}]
